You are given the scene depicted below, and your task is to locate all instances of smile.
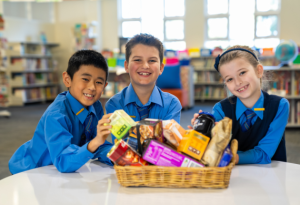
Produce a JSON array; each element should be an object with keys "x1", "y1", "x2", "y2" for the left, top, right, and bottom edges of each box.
[
  {"x1": 138, "y1": 72, "x2": 151, "y2": 76},
  {"x1": 84, "y1": 93, "x2": 94, "y2": 97},
  {"x1": 237, "y1": 85, "x2": 248, "y2": 92}
]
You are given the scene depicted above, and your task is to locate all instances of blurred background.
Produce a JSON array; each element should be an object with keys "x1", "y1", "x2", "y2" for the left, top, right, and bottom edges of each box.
[{"x1": 0, "y1": 0, "x2": 300, "y2": 180}]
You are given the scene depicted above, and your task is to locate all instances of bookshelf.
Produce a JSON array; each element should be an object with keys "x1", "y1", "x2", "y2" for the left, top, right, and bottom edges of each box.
[
  {"x1": 190, "y1": 56, "x2": 300, "y2": 128},
  {"x1": 4, "y1": 42, "x2": 60, "y2": 106}
]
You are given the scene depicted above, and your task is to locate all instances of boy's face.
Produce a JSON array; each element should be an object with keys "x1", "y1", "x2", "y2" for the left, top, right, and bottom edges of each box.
[
  {"x1": 63, "y1": 65, "x2": 108, "y2": 108},
  {"x1": 125, "y1": 44, "x2": 164, "y2": 89}
]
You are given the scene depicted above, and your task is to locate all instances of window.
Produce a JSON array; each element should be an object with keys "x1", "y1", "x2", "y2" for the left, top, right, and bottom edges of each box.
[
  {"x1": 205, "y1": 0, "x2": 281, "y2": 49},
  {"x1": 119, "y1": 0, "x2": 186, "y2": 50}
]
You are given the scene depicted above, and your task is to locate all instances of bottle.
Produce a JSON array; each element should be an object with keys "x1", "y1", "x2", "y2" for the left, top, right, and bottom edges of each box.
[{"x1": 193, "y1": 112, "x2": 215, "y2": 138}]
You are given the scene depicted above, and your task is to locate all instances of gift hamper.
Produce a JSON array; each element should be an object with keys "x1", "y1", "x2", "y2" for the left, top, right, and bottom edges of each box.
[{"x1": 109, "y1": 110, "x2": 238, "y2": 189}]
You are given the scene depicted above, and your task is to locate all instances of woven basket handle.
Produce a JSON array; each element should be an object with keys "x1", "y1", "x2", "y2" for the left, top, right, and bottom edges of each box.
[{"x1": 230, "y1": 139, "x2": 238, "y2": 165}]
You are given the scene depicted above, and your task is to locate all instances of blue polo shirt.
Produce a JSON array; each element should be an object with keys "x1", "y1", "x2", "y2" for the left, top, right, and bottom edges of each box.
[
  {"x1": 9, "y1": 91, "x2": 113, "y2": 174},
  {"x1": 212, "y1": 90, "x2": 290, "y2": 164},
  {"x1": 105, "y1": 83, "x2": 182, "y2": 143}
]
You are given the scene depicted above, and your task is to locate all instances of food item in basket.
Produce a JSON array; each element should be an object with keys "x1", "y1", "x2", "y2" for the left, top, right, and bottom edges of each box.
[
  {"x1": 218, "y1": 144, "x2": 233, "y2": 167},
  {"x1": 123, "y1": 127, "x2": 138, "y2": 151},
  {"x1": 202, "y1": 117, "x2": 232, "y2": 167},
  {"x1": 137, "y1": 119, "x2": 164, "y2": 155},
  {"x1": 162, "y1": 120, "x2": 186, "y2": 147},
  {"x1": 142, "y1": 139, "x2": 204, "y2": 167},
  {"x1": 108, "y1": 110, "x2": 137, "y2": 140},
  {"x1": 107, "y1": 139, "x2": 148, "y2": 166},
  {"x1": 177, "y1": 130, "x2": 210, "y2": 160},
  {"x1": 193, "y1": 112, "x2": 215, "y2": 139}
]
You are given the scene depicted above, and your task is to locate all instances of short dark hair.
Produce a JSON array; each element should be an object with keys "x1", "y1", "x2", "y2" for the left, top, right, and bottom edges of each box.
[
  {"x1": 125, "y1": 33, "x2": 164, "y2": 63},
  {"x1": 67, "y1": 50, "x2": 109, "y2": 81}
]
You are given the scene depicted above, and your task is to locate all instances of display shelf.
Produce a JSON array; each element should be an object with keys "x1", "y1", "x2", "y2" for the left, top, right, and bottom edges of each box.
[
  {"x1": 194, "y1": 82, "x2": 223, "y2": 85},
  {"x1": 11, "y1": 83, "x2": 59, "y2": 89},
  {"x1": 10, "y1": 69, "x2": 56, "y2": 73}
]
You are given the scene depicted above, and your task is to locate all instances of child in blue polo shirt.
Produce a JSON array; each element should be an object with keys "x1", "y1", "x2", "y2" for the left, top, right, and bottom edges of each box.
[
  {"x1": 105, "y1": 34, "x2": 182, "y2": 143},
  {"x1": 189, "y1": 46, "x2": 289, "y2": 165},
  {"x1": 9, "y1": 50, "x2": 114, "y2": 174}
]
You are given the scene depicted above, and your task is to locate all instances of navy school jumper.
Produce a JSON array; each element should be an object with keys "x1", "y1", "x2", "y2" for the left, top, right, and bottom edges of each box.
[{"x1": 220, "y1": 91, "x2": 287, "y2": 162}]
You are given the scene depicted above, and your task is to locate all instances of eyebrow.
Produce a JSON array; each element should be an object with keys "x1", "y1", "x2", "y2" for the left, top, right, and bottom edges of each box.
[
  {"x1": 81, "y1": 73, "x2": 105, "y2": 81},
  {"x1": 132, "y1": 56, "x2": 158, "y2": 59},
  {"x1": 224, "y1": 68, "x2": 246, "y2": 79}
]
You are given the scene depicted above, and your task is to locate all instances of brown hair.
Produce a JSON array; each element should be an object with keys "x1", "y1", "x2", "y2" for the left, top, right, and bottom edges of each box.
[{"x1": 125, "y1": 33, "x2": 164, "y2": 63}]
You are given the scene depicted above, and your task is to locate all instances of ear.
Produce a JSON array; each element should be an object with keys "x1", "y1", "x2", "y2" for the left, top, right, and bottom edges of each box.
[
  {"x1": 124, "y1": 60, "x2": 129, "y2": 73},
  {"x1": 256, "y1": 64, "x2": 264, "y2": 78},
  {"x1": 159, "y1": 63, "x2": 165, "y2": 75},
  {"x1": 104, "y1": 81, "x2": 108, "y2": 89},
  {"x1": 62, "y1": 71, "x2": 72, "y2": 88}
]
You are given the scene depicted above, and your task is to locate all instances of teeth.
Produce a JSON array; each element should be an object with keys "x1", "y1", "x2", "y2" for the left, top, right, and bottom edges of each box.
[
  {"x1": 139, "y1": 72, "x2": 150, "y2": 76},
  {"x1": 238, "y1": 86, "x2": 247, "y2": 92},
  {"x1": 84, "y1": 93, "x2": 93, "y2": 97}
]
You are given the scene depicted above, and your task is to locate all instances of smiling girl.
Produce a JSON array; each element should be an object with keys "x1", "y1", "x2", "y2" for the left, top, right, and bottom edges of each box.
[{"x1": 191, "y1": 45, "x2": 289, "y2": 165}]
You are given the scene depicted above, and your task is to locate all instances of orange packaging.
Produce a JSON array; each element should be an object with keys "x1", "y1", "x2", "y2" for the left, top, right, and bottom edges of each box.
[
  {"x1": 177, "y1": 130, "x2": 210, "y2": 160},
  {"x1": 163, "y1": 120, "x2": 186, "y2": 147}
]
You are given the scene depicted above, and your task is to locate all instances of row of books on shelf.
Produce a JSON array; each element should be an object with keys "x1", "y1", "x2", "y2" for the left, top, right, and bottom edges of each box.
[
  {"x1": 10, "y1": 58, "x2": 55, "y2": 71},
  {"x1": 193, "y1": 71, "x2": 222, "y2": 83},
  {"x1": 11, "y1": 73, "x2": 58, "y2": 86},
  {"x1": 8, "y1": 43, "x2": 53, "y2": 56},
  {"x1": 296, "y1": 101, "x2": 300, "y2": 125},
  {"x1": 103, "y1": 81, "x2": 129, "y2": 97},
  {"x1": 14, "y1": 87, "x2": 58, "y2": 102},
  {"x1": 195, "y1": 86, "x2": 226, "y2": 99}
]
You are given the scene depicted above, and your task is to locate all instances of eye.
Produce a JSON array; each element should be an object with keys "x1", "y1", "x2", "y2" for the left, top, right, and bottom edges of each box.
[
  {"x1": 96, "y1": 81, "x2": 103, "y2": 85},
  {"x1": 240, "y1": 71, "x2": 246, "y2": 76},
  {"x1": 149, "y1": 59, "x2": 157, "y2": 63},
  {"x1": 134, "y1": 59, "x2": 141, "y2": 62},
  {"x1": 226, "y1": 78, "x2": 232, "y2": 83},
  {"x1": 82, "y1": 78, "x2": 89, "y2": 82}
]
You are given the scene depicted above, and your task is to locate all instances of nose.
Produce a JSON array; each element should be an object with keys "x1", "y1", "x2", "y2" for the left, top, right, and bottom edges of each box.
[
  {"x1": 235, "y1": 77, "x2": 242, "y2": 86},
  {"x1": 88, "y1": 81, "x2": 96, "y2": 90},
  {"x1": 142, "y1": 61, "x2": 150, "y2": 69}
]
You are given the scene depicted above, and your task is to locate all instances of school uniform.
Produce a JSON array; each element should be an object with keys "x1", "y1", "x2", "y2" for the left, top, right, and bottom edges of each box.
[
  {"x1": 212, "y1": 90, "x2": 289, "y2": 164},
  {"x1": 105, "y1": 83, "x2": 182, "y2": 143},
  {"x1": 9, "y1": 91, "x2": 113, "y2": 175}
]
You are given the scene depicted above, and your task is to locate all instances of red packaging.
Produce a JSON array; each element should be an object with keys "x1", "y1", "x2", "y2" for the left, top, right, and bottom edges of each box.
[{"x1": 107, "y1": 140, "x2": 148, "y2": 166}]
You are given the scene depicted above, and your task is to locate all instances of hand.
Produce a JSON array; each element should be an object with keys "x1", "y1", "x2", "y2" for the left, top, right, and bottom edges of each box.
[
  {"x1": 187, "y1": 109, "x2": 203, "y2": 129},
  {"x1": 87, "y1": 113, "x2": 112, "y2": 153},
  {"x1": 235, "y1": 154, "x2": 239, "y2": 164}
]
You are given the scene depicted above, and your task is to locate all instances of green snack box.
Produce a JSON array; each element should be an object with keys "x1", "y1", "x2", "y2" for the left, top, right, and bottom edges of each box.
[{"x1": 109, "y1": 110, "x2": 137, "y2": 139}]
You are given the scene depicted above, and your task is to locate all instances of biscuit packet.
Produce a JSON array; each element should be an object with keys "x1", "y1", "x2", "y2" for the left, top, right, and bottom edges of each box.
[
  {"x1": 162, "y1": 120, "x2": 185, "y2": 147},
  {"x1": 201, "y1": 117, "x2": 232, "y2": 167},
  {"x1": 136, "y1": 119, "x2": 164, "y2": 155}
]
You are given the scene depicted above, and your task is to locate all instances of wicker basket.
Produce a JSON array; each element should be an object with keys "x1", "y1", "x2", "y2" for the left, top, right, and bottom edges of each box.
[{"x1": 114, "y1": 139, "x2": 238, "y2": 189}]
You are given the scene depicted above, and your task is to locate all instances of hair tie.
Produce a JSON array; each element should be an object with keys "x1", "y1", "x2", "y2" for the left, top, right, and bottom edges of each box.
[{"x1": 214, "y1": 48, "x2": 258, "y2": 72}]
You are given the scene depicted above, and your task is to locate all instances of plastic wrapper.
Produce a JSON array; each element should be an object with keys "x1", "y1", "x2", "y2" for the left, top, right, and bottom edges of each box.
[
  {"x1": 218, "y1": 144, "x2": 233, "y2": 167},
  {"x1": 162, "y1": 120, "x2": 185, "y2": 147},
  {"x1": 202, "y1": 117, "x2": 232, "y2": 167}
]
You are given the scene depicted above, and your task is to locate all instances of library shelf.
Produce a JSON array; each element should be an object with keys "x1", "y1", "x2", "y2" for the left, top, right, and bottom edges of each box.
[
  {"x1": 11, "y1": 83, "x2": 59, "y2": 89},
  {"x1": 194, "y1": 82, "x2": 223, "y2": 86}
]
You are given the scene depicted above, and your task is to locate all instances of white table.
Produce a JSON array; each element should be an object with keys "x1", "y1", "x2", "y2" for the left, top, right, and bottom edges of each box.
[{"x1": 0, "y1": 161, "x2": 299, "y2": 205}]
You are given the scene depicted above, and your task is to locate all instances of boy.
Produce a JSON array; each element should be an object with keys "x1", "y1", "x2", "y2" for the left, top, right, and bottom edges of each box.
[
  {"x1": 9, "y1": 50, "x2": 113, "y2": 174},
  {"x1": 105, "y1": 34, "x2": 182, "y2": 143}
]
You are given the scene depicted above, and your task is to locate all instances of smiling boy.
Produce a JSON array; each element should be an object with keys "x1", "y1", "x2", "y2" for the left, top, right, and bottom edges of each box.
[
  {"x1": 9, "y1": 50, "x2": 113, "y2": 174},
  {"x1": 105, "y1": 34, "x2": 182, "y2": 143}
]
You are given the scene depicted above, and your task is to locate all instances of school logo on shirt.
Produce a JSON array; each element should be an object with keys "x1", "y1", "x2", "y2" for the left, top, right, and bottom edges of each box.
[
  {"x1": 254, "y1": 108, "x2": 265, "y2": 111},
  {"x1": 130, "y1": 116, "x2": 136, "y2": 118}
]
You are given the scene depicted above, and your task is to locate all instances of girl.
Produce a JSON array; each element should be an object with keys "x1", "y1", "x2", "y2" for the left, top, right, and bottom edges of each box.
[{"x1": 189, "y1": 46, "x2": 289, "y2": 164}]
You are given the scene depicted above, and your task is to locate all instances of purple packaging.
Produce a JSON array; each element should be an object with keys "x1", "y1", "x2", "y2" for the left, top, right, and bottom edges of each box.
[
  {"x1": 218, "y1": 145, "x2": 233, "y2": 167},
  {"x1": 142, "y1": 140, "x2": 204, "y2": 168}
]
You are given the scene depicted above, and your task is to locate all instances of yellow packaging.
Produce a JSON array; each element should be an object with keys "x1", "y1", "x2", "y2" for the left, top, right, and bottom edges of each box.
[{"x1": 177, "y1": 130, "x2": 210, "y2": 160}]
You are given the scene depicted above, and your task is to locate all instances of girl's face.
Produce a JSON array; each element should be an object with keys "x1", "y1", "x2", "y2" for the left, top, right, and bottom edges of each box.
[{"x1": 219, "y1": 58, "x2": 263, "y2": 103}]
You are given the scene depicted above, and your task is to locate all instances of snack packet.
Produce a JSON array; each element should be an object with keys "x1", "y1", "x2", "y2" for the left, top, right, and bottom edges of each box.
[
  {"x1": 108, "y1": 110, "x2": 137, "y2": 140},
  {"x1": 162, "y1": 120, "x2": 185, "y2": 147},
  {"x1": 201, "y1": 117, "x2": 232, "y2": 167},
  {"x1": 107, "y1": 139, "x2": 148, "y2": 166}
]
